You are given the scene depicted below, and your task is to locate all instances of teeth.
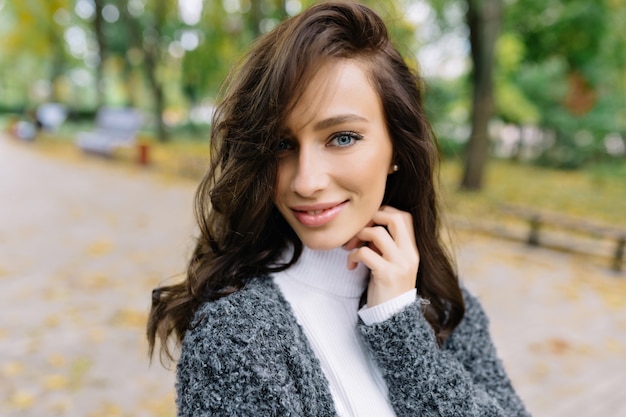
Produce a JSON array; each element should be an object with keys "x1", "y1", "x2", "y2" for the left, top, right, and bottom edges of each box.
[{"x1": 307, "y1": 210, "x2": 324, "y2": 215}]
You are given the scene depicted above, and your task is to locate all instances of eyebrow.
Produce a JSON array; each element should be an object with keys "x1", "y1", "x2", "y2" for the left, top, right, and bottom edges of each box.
[{"x1": 313, "y1": 114, "x2": 368, "y2": 131}]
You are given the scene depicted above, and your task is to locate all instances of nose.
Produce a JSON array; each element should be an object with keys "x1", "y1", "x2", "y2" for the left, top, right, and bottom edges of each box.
[{"x1": 291, "y1": 145, "x2": 329, "y2": 197}]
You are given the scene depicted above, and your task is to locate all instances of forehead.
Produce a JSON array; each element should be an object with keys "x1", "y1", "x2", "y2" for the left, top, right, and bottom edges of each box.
[{"x1": 284, "y1": 60, "x2": 382, "y2": 133}]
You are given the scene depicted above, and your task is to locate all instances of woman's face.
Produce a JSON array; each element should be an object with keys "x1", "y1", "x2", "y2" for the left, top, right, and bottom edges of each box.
[{"x1": 274, "y1": 60, "x2": 394, "y2": 250}]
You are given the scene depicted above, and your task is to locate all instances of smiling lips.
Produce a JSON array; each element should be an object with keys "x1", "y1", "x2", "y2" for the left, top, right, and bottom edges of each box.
[{"x1": 291, "y1": 201, "x2": 348, "y2": 227}]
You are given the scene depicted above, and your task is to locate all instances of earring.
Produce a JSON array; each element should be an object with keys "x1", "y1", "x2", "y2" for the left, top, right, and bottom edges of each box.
[{"x1": 392, "y1": 164, "x2": 399, "y2": 172}]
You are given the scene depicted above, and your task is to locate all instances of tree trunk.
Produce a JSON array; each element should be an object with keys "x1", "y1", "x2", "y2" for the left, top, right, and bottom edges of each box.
[
  {"x1": 47, "y1": 14, "x2": 65, "y2": 103},
  {"x1": 145, "y1": 64, "x2": 167, "y2": 142},
  {"x1": 48, "y1": 33, "x2": 65, "y2": 102},
  {"x1": 460, "y1": 0, "x2": 502, "y2": 190},
  {"x1": 147, "y1": 0, "x2": 168, "y2": 142},
  {"x1": 93, "y1": 0, "x2": 107, "y2": 108},
  {"x1": 117, "y1": 0, "x2": 139, "y2": 108},
  {"x1": 122, "y1": 0, "x2": 169, "y2": 142},
  {"x1": 249, "y1": 0, "x2": 263, "y2": 37}
]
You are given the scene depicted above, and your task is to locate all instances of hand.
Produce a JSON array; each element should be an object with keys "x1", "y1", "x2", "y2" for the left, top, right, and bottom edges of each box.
[{"x1": 343, "y1": 206, "x2": 419, "y2": 307}]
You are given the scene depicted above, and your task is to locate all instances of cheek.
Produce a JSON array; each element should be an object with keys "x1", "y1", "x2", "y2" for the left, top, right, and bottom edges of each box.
[
  {"x1": 339, "y1": 156, "x2": 390, "y2": 206},
  {"x1": 358, "y1": 148, "x2": 392, "y2": 187}
]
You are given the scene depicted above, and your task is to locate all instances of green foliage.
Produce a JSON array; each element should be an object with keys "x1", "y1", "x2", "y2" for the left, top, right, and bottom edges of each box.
[
  {"x1": 0, "y1": 0, "x2": 77, "y2": 106},
  {"x1": 495, "y1": 33, "x2": 540, "y2": 124},
  {"x1": 498, "y1": 0, "x2": 625, "y2": 168},
  {"x1": 507, "y1": 0, "x2": 607, "y2": 70},
  {"x1": 178, "y1": 0, "x2": 421, "y2": 100},
  {"x1": 424, "y1": 76, "x2": 471, "y2": 158},
  {"x1": 427, "y1": 0, "x2": 625, "y2": 170},
  {"x1": 0, "y1": 0, "x2": 624, "y2": 170},
  {"x1": 181, "y1": 1, "x2": 268, "y2": 100}
]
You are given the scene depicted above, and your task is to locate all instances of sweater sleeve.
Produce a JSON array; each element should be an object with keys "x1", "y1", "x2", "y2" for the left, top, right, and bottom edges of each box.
[{"x1": 358, "y1": 287, "x2": 531, "y2": 417}]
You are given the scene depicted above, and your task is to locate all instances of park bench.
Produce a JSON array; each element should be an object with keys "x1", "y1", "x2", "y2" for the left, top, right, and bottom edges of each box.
[
  {"x1": 36, "y1": 102, "x2": 67, "y2": 132},
  {"x1": 75, "y1": 107, "x2": 143, "y2": 156},
  {"x1": 501, "y1": 204, "x2": 626, "y2": 272}
]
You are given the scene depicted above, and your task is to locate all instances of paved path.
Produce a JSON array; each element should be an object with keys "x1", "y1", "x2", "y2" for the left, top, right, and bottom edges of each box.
[
  {"x1": 1, "y1": 136, "x2": 625, "y2": 416},
  {"x1": 456, "y1": 233, "x2": 626, "y2": 416}
]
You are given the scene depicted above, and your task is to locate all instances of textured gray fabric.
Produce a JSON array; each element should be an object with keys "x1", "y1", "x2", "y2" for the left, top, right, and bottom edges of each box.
[{"x1": 176, "y1": 276, "x2": 531, "y2": 416}]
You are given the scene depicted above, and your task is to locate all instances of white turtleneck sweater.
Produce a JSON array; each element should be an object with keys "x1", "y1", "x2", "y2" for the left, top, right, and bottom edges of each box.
[{"x1": 273, "y1": 246, "x2": 417, "y2": 417}]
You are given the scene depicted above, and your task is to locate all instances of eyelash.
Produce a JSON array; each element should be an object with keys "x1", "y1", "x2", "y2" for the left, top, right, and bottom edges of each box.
[
  {"x1": 276, "y1": 131, "x2": 363, "y2": 153},
  {"x1": 328, "y1": 131, "x2": 363, "y2": 148}
]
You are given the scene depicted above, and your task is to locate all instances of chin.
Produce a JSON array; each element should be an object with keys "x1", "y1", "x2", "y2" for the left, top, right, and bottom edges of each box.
[{"x1": 298, "y1": 235, "x2": 347, "y2": 251}]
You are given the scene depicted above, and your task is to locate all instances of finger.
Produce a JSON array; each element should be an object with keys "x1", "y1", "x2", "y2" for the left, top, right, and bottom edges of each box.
[
  {"x1": 344, "y1": 227, "x2": 386, "y2": 270},
  {"x1": 347, "y1": 245, "x2": 388, "y2": 273},
  {"x1": 353, "y1": 225, "x2": 395, "y2": 258},
  {"x1": 370, "y1": 208, "x2": 416, "y2": 249}
]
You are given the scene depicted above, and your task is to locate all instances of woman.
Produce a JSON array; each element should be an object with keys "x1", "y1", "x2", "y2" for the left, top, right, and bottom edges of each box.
[{"x1": 148, "y1": 2, "x2": 530, "y2": 416}]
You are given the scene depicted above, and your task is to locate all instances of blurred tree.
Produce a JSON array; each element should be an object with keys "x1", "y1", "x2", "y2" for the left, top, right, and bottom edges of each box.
[
  {"x1": 107, "y1": 0, "x2": 182, "y2": 142},
  {"x1": 180, "y1": 0, "x2": 416, "y2": 119},
  {"x1": 428, "y1": 0, "x2": 625, "y2": 176},
  {"x1": 2, "y1": 0, "x2": 622, "y2": 163},
  {"x1": 107, "y1": 0, "x2": 142, "y2": 107},
  {"x1": 93, "y1": 0, "x2": 107, "y2": 107},
  {"x1": 461, "y1": 0, "x2": 502, "y2": 190},
  {"x1": 180, "y1": 0, "x2": 263, "y2": 107},
  {"x1": 132, "y1": 0, "x2": 177, "y2": 142},
  {"x1": 424, "y1": 0, "x2": 503, "y2": 190},
  {"x1": 502, "y1": 0, "x2": 625, "y2": 168},
  {"x1": 0, "y1": 0, "x2": 72, "y2": 105},
  {"x1": 493, "y1": 33, "x2": 539, "y2": 127}
]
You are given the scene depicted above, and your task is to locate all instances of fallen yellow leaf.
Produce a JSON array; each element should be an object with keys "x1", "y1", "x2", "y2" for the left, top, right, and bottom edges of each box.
[
  {"x1": 69, "y1": 357, "x2": 92, "y2": 390},
  {"x1": 87, "y1": 401, "x2": 123, "y2": 417},
  {"x1": 2, "y1": 361, "x2": 24, "y2": 377},
  {"x1": 48, "y1": 398, "x2": 72, "y2": 414},
  {"x1": 140, "y1": 391, "x2": 176, "y2": 417},
  {"x1": 83, "y1": 274, "x2": 112, "y2": 290},
  {"x1": 9, "y1": 390, "x2": 35, "y2": 409},
  {"x1": 111, "y1": 309, "x2": 148, "y2": 328},
  {"x1": 86, "y1": 240, "x2": 113, "y2": 256},
  {"x1": 529, "y1": 362, "x2": 550, "y2": 381},
  {"x1": 606, "y1": 338, "x2": 624, "y2": 353},
  {"x1": 88, "y1": 328, "x2": 106, "y2": 343},
  {"x1": 47, "y1": 353, "x2": 66, "y2": 368},
  {"x1": 42, "y1": 374, "x2": 69, "y2": 390},
  {"x1": 44, "y1": 314, "x2": 61, "y2": 327}
]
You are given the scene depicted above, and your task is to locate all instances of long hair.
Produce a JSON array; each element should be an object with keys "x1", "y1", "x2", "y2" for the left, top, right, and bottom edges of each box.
[{"x1": 148, "y1": 0, "x2": 464, "y2": 363}]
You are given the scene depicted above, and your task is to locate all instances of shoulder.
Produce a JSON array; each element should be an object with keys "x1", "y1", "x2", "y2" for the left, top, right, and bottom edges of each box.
[
  {"x1": 176, "y1": 277, "x2": 293, "y2": 411},
  {"x1": 176, "y1": 276, "x2": 335, "y2": 415},
  {"x1": 184, "y1": 276, "x2": 294, "y2": 346},
  {"x1": 193, "y1": 276, "x2": 280, "y2": 318}
]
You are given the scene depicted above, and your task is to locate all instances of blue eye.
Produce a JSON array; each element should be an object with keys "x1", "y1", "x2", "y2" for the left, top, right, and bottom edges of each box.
[{"x1": 329, "y1": 131, "x2": 362, "y2": 148}]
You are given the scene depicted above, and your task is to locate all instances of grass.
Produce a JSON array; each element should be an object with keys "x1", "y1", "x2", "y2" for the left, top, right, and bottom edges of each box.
[{"x1": 440, "y1": 156, "x2": 626, "y2": 228}]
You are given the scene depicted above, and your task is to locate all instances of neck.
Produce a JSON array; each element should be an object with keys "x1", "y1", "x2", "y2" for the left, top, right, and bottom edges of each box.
[{"x1": 279, "y1": 245, "x2": 369, "y2": 298}]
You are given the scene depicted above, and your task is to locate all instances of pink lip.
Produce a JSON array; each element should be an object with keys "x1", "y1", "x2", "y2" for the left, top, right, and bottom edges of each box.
[{"x1": 290, "y1": 201, "x2": 347, "y2": 227}]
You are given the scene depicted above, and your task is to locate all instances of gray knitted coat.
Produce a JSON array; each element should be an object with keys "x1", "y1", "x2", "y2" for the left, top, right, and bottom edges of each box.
[{"x1": 176, "y1": 276, "x2": 531, "y2": 416}]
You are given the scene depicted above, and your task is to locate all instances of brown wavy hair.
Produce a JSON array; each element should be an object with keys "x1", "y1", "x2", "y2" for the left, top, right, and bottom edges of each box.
[{"x1": 148, "y1": 0, "x2": 464, "y2": 364}]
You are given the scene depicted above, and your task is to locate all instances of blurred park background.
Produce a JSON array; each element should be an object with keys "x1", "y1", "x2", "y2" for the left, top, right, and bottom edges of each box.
[
  {"x1": 1, "y1": 0, "x2": 625, "y2": 220},
  {"x1": 1, "y1": 0, "x2": 625, "y2": 416}
]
